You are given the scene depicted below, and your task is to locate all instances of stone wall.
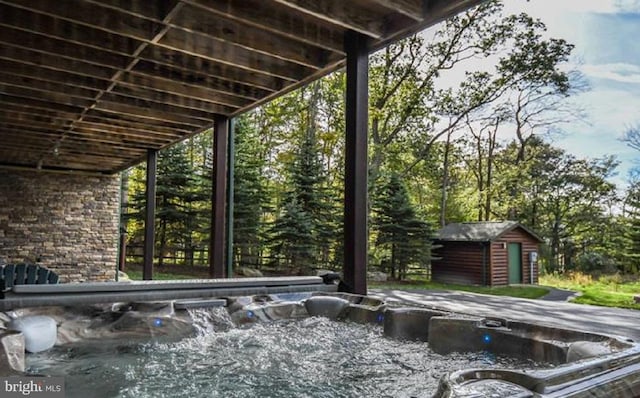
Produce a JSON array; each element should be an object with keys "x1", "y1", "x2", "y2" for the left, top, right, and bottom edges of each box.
[{"x1": 0, "y1": 170, "x2": 120, "y2": 282}]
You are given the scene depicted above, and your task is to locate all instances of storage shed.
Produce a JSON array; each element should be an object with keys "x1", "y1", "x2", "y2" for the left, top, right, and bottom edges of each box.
[{"x1": 432, "y1": 221, "x2": 543, "y2": 286}]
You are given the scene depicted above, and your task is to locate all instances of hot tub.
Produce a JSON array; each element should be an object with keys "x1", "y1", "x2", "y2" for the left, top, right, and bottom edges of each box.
[{"x1": 4, "y1": 292, "x2": 639, "y2": 397}]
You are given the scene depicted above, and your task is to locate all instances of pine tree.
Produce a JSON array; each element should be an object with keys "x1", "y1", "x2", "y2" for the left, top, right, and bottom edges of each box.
[
  {"x1": 623, "y1": 183, "x2": 640, "y2": 273},
  {"x1": 233, "y1": 116, "x2": 268, "y2": 269},
  {"x1": 270, "y1": 123, "x2": 339, "y2": 274},
  {"x1": 373, "y1": 174, "x2": 432, "y2": 280}
]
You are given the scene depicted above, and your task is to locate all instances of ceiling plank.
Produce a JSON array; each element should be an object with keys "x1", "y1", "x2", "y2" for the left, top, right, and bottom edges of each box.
[
  {"x1": 0, "y1": 95, "x2": 84, "y2": 115},
  {"x1": 0, "y1": 59, "x2": 111, "y2": 91},
  {"x1": 0, "y1": 27, "x2": 131, "y2": 69},
  {"x1": 111, "y1": 84, "x2": 234, "y2": 115},
  {"x1": 0, "y1": 0, "x2": 164, "y2": 41},
  {"x1": 138, "y1": 46, "x2": 288, "y2": 92},
  {"x1": 271, "y1": 0, "x2": 385, "y2": 38},
  {"x1": 79, "y1": 114, "x2": 191, "y2": 135},
  {"x1": 133, "y1": 59, "x2": 273, "y2": 100},
  {"x1": 368, "y1": 0, "x2": 423, "y2": 20},
  {"x1": 0, "y1": 4, "x2": 143, "y2": 56},
  {"x1": 170, "y1": 4, "x2": 332, "y2": 68},
  {"x1": 84, "y1": 108, "x2": 198, "y2": 132},
  {"x1": 0, "y1": 85, "x2": 94, "y2": 108},
  {"x1": 99, "y1": 92, "x2": 218, "y2": 121},
  {"x1": 118, "y1": 72, "x2": 249, "y2": 110},
  {"x1": 0, "y1": 73, "x2": 101, "y2": 99},
  {"x1": 183, "y1": 0, "x2": 344, "y2": 53},
  {"x1": 91, "y1": 101, "x2": 207, "y2": 127},
  {"x1": 0, "y1": 45, "x2": 118, "y2": 80},
  {"x1": 157, "y1": 28, "x2": 315, "y2": 82}
]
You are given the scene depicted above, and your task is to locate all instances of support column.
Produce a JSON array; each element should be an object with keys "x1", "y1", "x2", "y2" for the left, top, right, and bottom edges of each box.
[
  {"x1": 143, "y1": 149, "x2": 157, "y2": 281},
  {"x1": 226, "y1": 118, "x2": 235, "y2": 278},
  {"x1": 344, "y1": 30, "x2": 369, "y2": 295},
  {"x1": 210, "y1": 115, "x2": 229, "y2": 278}
]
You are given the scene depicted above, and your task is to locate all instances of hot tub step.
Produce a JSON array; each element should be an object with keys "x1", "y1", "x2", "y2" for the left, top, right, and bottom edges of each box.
[{"x1": 174, "y1": 299, "x2": 227, "y2": 310}]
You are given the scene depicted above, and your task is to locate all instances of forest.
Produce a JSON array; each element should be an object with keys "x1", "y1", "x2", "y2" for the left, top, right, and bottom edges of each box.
[{"x1": 122, "y1": 1, "x2": 640, "y2": 280}]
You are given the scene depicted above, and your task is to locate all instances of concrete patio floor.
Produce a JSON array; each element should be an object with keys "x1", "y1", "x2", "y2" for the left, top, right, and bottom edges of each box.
[{"x1": 369, "y1": 288, "x2": 640, "y2": 341}]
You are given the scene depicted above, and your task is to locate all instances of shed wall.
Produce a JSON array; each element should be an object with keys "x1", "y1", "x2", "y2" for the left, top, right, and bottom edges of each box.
[
  {"x1": 432, "y1": 241, "x2": 487, "y2": 285},
  {"x1": 490, "y1": 228, "x2": 540, "y2": 286},
  {"x1": 0, "y1": 170, "x2": 119, "y2": 282}
]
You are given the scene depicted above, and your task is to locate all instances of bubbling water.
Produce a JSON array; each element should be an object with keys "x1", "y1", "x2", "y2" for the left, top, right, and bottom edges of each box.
[{"x1": 27, "y1": 310, "x2": 545, "y2": 398}]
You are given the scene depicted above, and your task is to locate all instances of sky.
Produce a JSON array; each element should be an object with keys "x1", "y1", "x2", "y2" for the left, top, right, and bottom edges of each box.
[{"x1": 503, "y1": 0, "x2": 640, "y2": 187}]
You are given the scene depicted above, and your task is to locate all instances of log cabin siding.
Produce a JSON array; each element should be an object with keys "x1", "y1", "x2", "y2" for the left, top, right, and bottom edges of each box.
[
  {"x1": 491, "y1": 229, "x2": 540, "y2": 286},
  {"x1": 432, "y1": 241, "x2": 488, "y2": 285},
  {"x1": 433, "y1": 224, "x2": 540, "y2": 286}
]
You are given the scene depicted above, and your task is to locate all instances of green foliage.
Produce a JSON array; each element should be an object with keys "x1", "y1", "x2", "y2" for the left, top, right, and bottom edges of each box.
[
  {"x1": 372, "y1": 174, "x2": 432, "y2": 280},
  {"x1": 540, "y1": 272, "x2": 640, "y2": 310},
  {"x1": 233, "y1": 116, "x2": 268, "y2": 269}
]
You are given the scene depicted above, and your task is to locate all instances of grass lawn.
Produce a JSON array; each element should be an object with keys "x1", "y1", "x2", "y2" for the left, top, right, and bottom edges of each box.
[
  {"x1": 370, "y1": 280, "x2": 550, "y2": 299},
  {"x1": 539, "y1": 272, "x2": 640, "y2": 310},
  {"x1": 122, "y1": 268, "x2": 200, "y2": 280}
]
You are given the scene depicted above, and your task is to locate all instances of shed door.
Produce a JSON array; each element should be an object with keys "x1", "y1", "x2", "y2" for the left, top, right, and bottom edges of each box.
[{"x1": 507, "y1": 243, "x2": 522, "y2": 284}]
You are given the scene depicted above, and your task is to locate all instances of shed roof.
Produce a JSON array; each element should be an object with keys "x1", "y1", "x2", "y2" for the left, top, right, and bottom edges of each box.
[
  {"x1": 0, "y1": 0, "x2": 483, "y2": 174},
  {"x1": 436, "y1": 221, "x2": 544, "y2": 243}
]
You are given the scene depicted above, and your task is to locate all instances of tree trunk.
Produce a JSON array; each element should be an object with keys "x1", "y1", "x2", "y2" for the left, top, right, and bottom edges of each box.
[{"x1": 439, "y1": 131, "x2": 452, "y2": 228}]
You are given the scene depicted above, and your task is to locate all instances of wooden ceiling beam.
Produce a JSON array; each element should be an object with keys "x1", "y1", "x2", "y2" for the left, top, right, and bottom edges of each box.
[
  {"x1": 132, "y1": 60, "x2": 273, "y2": 100},
  {"x1": 99, "y1": 92, "x2": 218, "y2": 121},
  {"x1": 1, "y1": 109, "x2": 72, "y2": 127},
  {"x1": 183, "y1": 0, "x2": 344, "y2": 53},
  {"x1": 157, "y1": 28, "x2": 314, "y2": 82},
  {"x1": 170, "y1": 4, "x2": 333, "y2": 69},
  {"x1": 1, "y1": 127, "x2": 162, "y2": 149},
  {"x1": 79, "y1": 114, "x2": 191, "y2": 136},
  {"x1": 0, "y1": 118, "x2": 72, "y2": 132},
  {"x1": 0, "y1": 5, "x2": 143, "y2": 56},
  {"x1": 138, "y1": 46, "x2": 288, "y2": 92},
  {"x1": 368, "y1": 0, "x2": 423, "y2": 21},
  {"x1": 271, "y1": 0, "x2": 385, "y2": 39},
  {"x1": 84, "y1": 109, "x2": 197, "y2": 133},
  {"x1": 90, "y1": 102, "x2": 206, "y2": 128},
  {"x1": 0, "y1": 27, "x2": 130, "y2": 69},
  {"x1": 0, "y1": 103, "x2": 79, "y2": 121},
  {"x1": 112, "y1": 82, "x2": 243, "y2": 115},
  {"x1": 118, "y1": 72, "x2": 247, "y2": 110},
  {"x1": 65, "y1": 129, "x2": 171, "y2": 147},
  {"x1": 0, "y1": 84, "x2": 95, "y2": 109},
  {"x1": 0, "y1": 0, "x2": 165, "y2": 42},
  {"x1": 0, "y1": 59, "x2": 111, "y2": 92},
  {"x1": 0, "y1": 45, "x2": 118, "y2": 81},
  {"x1": 0, "y1": 73, "x2": 101, "y2": 100},
  {"x1": 0, "y1": 94, "x2": 85, "y2": 114}
]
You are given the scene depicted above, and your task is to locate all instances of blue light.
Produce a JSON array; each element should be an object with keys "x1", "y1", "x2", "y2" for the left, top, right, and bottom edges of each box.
[
  {"x1": 246, "y1": 310, "x2": 254, "y2": 318},
  {"x1": 153, "y1": 318, "x2": 163, "y2": 327},
  {"x1": 376, "y1": 314, "x2": 384, "y2": 323},
  {"x1": 483, "y1": 334, "x2": 491, "y2": 344}
]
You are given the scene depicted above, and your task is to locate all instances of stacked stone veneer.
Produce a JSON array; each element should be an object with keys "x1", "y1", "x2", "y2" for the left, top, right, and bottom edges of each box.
[{"x1": 0, "y1": 170, "x2": 119, "y2": 282}]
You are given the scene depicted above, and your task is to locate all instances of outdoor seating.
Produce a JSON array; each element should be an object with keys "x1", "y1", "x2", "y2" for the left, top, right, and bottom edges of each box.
[{"x1": 0, "y1": 263, "x2": 59, "y2": 292}]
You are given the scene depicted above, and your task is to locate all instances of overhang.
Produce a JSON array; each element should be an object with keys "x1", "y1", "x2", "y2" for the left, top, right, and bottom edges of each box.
[{"x1": 0, "y1": 0, "x2": 483, "y2": 174}]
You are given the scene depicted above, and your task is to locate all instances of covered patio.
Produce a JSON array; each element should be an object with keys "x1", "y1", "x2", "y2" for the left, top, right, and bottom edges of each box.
[{"x1": 0, "y1": 0, "x2": 483, "y2": 294}]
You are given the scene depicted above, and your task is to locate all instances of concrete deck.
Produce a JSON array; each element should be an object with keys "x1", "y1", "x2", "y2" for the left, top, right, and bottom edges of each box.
[{"x1": 370, "y1": 288, "x2": 640, "y2": 341}]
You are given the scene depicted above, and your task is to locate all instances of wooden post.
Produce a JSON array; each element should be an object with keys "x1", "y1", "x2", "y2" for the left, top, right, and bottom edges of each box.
[
  {"x1": 210, "y1": 115, "x2": 229, "y2": 278},
  {"x1": 143, "y1": 149, "x2": 157, "y2": 281},
  {"x1": 226, "y1": 118, "x2": 235, "y2": 278},
  {"x1": 343, "y1": 30, "x2": 369, "y2": 295}
]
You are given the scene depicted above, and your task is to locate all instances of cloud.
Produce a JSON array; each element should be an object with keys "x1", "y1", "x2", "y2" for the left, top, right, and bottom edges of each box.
[
  {"x1": 579, "y1": 63, "x2": 640, "y2": 84},
  {"x1": 614, "y1": 0, "x2": 640, "y2": 13}
]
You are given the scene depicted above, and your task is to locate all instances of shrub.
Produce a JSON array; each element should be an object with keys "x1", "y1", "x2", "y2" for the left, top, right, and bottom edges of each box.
[{"x1": 574, "y1": 252, "x2": 618, "y2": 274}]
